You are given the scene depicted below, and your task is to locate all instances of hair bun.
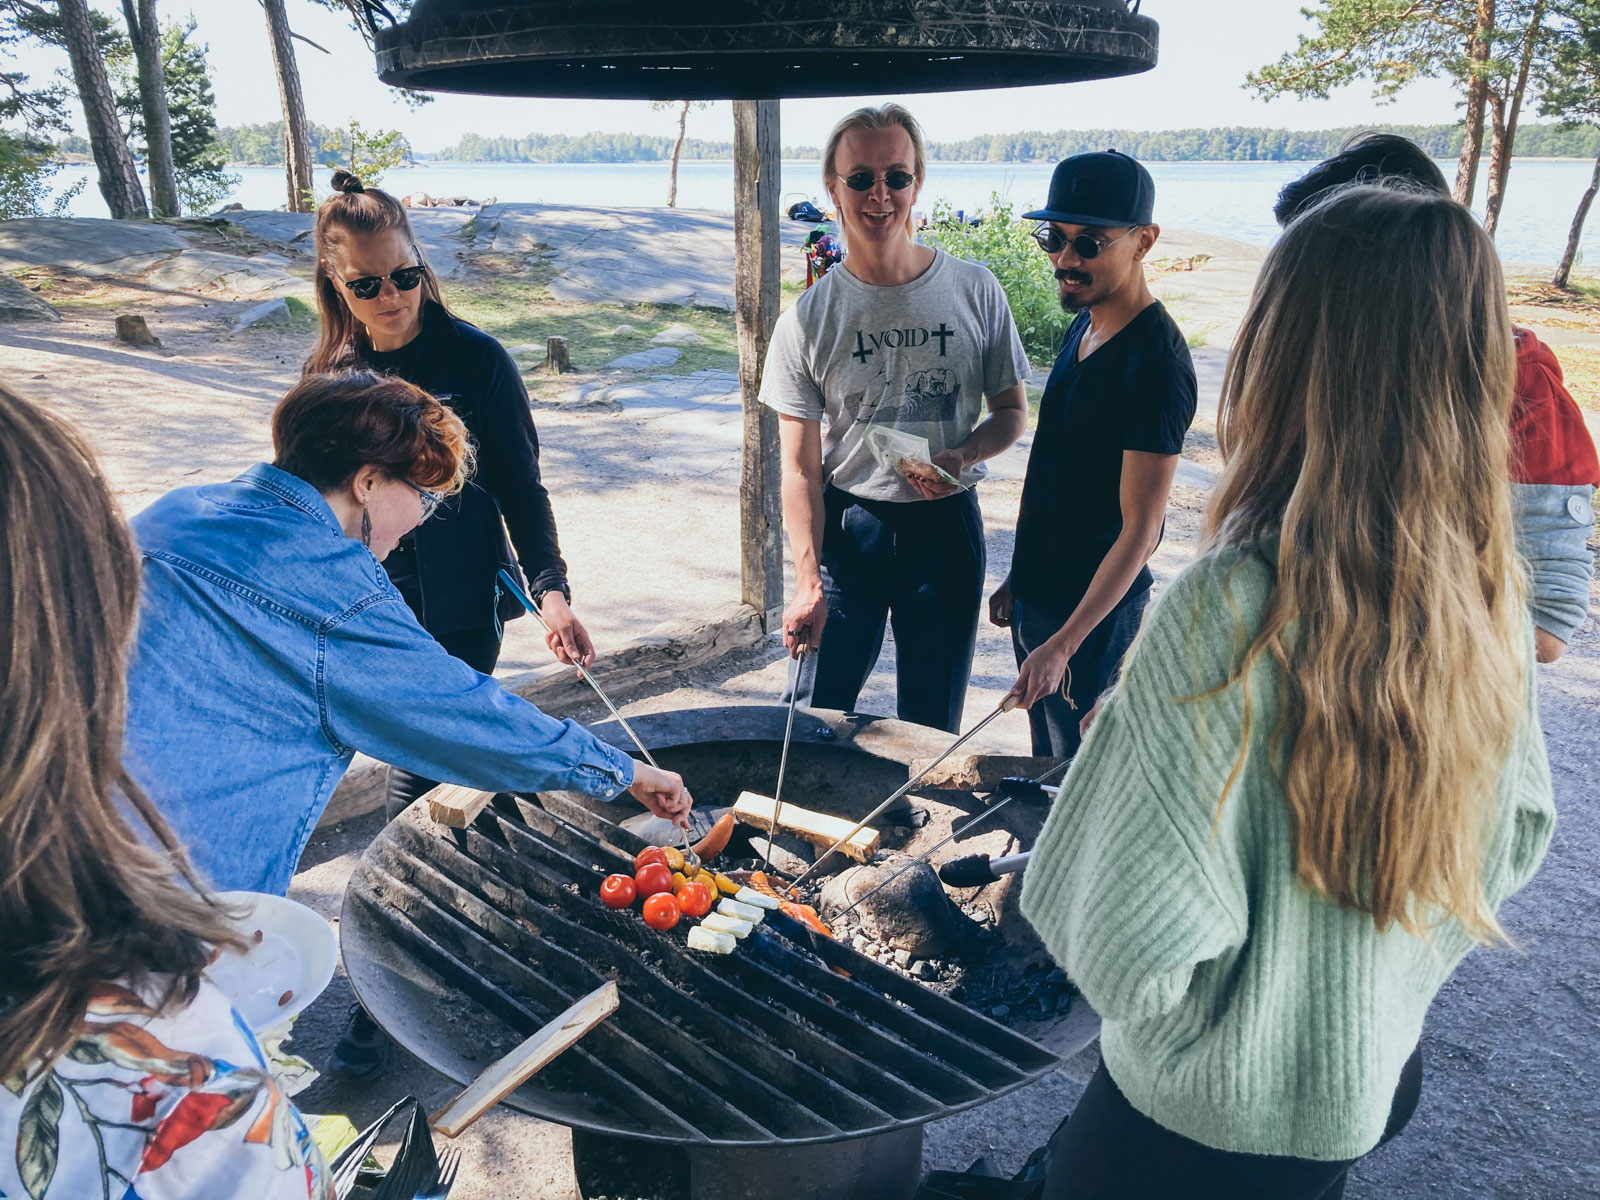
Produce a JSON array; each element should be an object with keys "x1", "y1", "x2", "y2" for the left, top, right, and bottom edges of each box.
[{"x1": 331, "y1": 169, "x2": 365, "y2": 195}]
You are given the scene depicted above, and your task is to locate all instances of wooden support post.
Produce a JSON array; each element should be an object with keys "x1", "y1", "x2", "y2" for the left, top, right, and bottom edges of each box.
[{"x1": 734, "y1": 99, "x2": 784, "y2": 632}]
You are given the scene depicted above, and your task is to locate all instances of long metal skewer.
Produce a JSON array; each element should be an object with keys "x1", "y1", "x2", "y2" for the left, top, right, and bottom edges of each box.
[
  {"x1": 760, "y1": 635, "x2": 809, "y2": 876},
  {"x1": 785, "y1": 693, "x2": 1021, "y2": 894},
  {"x1": 834, "y1": 775, "x2": 1063, "y2": 919},
  {"x1": 497, "y1": 569, "x2": 695, "y2": 859}
]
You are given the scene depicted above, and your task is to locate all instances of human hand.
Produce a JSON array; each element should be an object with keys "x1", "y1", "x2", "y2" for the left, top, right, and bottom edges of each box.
[
  {"x1": 899, "y1": 450, "x2": 964, "y2": 500},
  {"x1": 628, "y1": 762, "x2": 693, "y2": 827},
  {"x1": 989, "y1": 578, "x2": 1014, "y2": 627},
  {"x1": 540, "y1": 591, "x2": 596, "y2": 668},
  {"x1": 782, "y1": 587, "x2": 827, "y2": 657},
  {"x1": 1534, "y1": 628, "x2": 1567, "y2": 664},
  {"x1": 1010, "y1": 636, "x2": 1078, "y2": 710},
  {"x1": 1078, "y1": 698, "x2": 1104, "y2": 739}
]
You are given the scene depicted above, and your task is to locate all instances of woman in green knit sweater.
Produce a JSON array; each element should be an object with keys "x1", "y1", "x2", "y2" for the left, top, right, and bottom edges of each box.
[{"x1": 1020, "y1": 184, "x2": 1555, "y2": 1198}]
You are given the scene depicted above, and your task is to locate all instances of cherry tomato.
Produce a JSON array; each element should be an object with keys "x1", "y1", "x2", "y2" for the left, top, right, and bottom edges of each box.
[
  {"x1": 675, "y1": 879, "x2": 713, "y2": 919},
  {"x1": 633, "y1": 847, "x2": 670, "y2": 872},
  {"x1": 641, "y1": 892, "x2": 681, "y2": 931},
  {"x1": 599, "y1": 874, "x2": 636, "y2": 909},
  {"x1": 634, "y1": 862, "x2": 674, "y2": 898}
]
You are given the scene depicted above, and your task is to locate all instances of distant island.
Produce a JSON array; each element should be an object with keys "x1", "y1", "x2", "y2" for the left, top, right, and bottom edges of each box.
[{"x1": 56, "y1": 122, "x2": 1600, "y2": 168}]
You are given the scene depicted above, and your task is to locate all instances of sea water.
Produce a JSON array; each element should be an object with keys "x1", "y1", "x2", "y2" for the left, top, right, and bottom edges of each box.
[{"x1": 43, "y1": 157, "x2": 1600, "y2": 269}]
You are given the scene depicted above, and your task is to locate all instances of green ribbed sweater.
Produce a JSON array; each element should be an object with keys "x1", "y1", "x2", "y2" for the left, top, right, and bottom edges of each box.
[{"x1": 1019, "y1": 543, "x2": 1555, "y2": 1161}]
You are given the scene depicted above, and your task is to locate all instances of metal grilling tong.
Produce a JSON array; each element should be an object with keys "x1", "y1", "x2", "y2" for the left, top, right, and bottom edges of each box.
[
  {"x1": 496, "y1": 569, "x2": 697, "y2": 864},
  {"x1": 785, "y1": 693, "x2": 1022, "y2": 893}
]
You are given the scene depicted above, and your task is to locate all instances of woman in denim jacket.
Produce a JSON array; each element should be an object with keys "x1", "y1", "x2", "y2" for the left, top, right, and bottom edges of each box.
[{"x1": 122, "y1": 371, "x2": 692, "y2": 898}]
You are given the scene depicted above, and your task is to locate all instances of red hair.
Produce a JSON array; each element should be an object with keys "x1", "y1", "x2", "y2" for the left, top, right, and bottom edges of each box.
[{"x1": 271, "y1": 370, "x2": 473, "y2": 494}]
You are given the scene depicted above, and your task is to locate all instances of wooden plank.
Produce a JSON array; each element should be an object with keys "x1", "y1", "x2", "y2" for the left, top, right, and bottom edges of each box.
[
  {"x1": 430, "y1": 980, "x2": 620, "y2": 1139},
  {"x1": 733, "y1": 791, "x2": 879, "y2": 862},
  {"x1": 426, "y1": 783, "x2": 498, "y2": 829},
  {"x1": 734, "y1": 98, "x2": 784, "y2": 632},
  {"x1": 907, "y1": 754, "x2": 1067, "y2": 793}
]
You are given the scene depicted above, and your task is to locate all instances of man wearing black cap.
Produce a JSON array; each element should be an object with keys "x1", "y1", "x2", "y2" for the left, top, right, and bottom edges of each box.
[{"x1": 994, "y1": 150, "x2": 1197, "y2": 757}]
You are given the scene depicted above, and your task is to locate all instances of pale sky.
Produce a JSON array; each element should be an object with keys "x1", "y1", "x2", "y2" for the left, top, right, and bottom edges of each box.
[{"x1": 20, "y1": 1, "x2": 1469, "y2": 150}]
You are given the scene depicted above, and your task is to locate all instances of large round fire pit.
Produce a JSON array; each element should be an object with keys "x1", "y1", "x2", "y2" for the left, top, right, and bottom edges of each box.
[{"x1": 342, "y1": 705, "x2": 1066, "y2": 1199}]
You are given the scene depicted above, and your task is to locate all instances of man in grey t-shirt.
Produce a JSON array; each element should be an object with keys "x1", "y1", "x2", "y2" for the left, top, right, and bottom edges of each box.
[{"x1": 759, "y1": 104, "x2": 1029, "y2": 733}]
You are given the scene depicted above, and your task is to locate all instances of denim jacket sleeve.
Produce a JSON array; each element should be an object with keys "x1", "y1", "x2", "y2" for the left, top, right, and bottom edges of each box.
[
  {"x1": 319, "y1": 591, "x2": 635, "y2": 799},
  {"x1": 1512, "y1": 482, "x2": 1596, "y2": 646}
]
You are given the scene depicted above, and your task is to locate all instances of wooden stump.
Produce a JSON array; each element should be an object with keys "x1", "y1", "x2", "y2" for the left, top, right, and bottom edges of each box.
[
  {"x1": 114, "y1": 314, "x2": 160, "y2": 347},
  {"x1": 545, "y1": 336, "x2": 571, "y2": 374}
]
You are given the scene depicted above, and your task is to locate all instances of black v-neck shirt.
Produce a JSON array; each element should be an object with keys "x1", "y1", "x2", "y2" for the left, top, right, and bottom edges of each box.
[{"x1": 1010, "y1": 301, "x2": 1197, "y2": 622}]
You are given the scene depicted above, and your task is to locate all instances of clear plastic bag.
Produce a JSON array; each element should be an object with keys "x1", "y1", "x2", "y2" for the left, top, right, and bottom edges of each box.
[{"x1": 864, "y1": 425, "x2": 968, "y2": 491}]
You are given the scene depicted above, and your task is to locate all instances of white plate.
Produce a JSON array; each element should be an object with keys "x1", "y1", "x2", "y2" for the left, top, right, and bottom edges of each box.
[{"x1": 205, "y1": 891, "x2": 338, "y2": 1033}]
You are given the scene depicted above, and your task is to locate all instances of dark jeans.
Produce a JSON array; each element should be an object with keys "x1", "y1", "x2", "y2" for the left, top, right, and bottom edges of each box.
[
  {"x1": 1042, "y1": 1048, "x2": 1424, "y2": 1200},
  {"x1": 799, "y1": 485, "x2": 985, "y2": 734},
  {"x1": 384, "y1": 625, "x2": 502, "y2": 819},
  {"x1": 1010, "y1": 591, "x2": 1148, "y2": 758}
]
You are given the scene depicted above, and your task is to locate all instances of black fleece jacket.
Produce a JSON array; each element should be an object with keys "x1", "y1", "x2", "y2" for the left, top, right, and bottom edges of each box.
[{"x1": 357, "y1": 300, "x2": 568, "y2": 635}]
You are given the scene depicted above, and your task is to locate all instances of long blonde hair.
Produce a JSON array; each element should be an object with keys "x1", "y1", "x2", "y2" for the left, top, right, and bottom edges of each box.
[
  {"x1": 1204, "y1": 184, "x2": 1525, "y2": 942},
  {"x1": 0, "y1": 386, "x2": 243, "y2": 1080},
  {"x1": 822, "y1": 103, "x2": 927, "y2": 240},
  {"x1": 306, "y1": 168, "x2": 451, "y2": 375}
]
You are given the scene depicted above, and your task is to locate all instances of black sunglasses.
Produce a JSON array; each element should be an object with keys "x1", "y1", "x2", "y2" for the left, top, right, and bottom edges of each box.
[
  {"x1": 336, "y1": 251, "x2": 428, "y2": 300},
  {"x1": 843, "y1": 170, "x2": 917, "y2": 192},
  {"x1": 1033, "y1": 224, "x2": 1141, "y2": 260}
]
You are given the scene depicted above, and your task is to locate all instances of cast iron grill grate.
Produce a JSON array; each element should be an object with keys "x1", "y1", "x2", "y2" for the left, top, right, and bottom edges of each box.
[{"x1": 343, "y1": 789, "x2": 1060, "y2": 1146}]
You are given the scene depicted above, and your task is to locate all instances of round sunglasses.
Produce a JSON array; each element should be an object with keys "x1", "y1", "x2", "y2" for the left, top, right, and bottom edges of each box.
[
  {"x1": 335, "y1": 249, "x2": 428, "y2": 301},
  {"x1": 1033, "y1": 223, "x2": 1142, "y2": 260},
  {"x1": 842, "y1": 169, "x2": 917, "y2": 192}
]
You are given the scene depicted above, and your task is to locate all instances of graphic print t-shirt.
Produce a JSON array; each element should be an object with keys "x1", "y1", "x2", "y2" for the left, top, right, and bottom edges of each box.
[{"x1": 760, "y1": 250, "x2": 1030, "y2": 502}]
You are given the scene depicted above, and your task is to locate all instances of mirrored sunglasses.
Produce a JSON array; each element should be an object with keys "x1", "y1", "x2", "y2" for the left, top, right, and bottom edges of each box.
[
  {"x1": 339, "y1": 263, "x2": 426, "y2": 301},
  {"x1": 843, "y1": 170, "x2": 917, "y2": 192},
  {"x1": 1032, "y1": 224, "x2": 1140, "y2": 260}
]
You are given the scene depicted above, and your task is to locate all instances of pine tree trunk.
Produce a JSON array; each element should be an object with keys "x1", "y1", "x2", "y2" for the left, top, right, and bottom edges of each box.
[
  {"x1": 1483, "y1": 93, "x2": 1509, "y2": 239},
  {"x1": 1553, "y1": 145, "x2": 1600, "y2": 289},
  {"x1": 1454, "y1": 0, "x2": 1495, "y2": 206},
  {"x1": 58, "y1": 0, "x2": 147, "y2": 218},
  {"x1": 668, "y1": 100, "x2": 689, "y2": 208},
  {"x1": 1484, "y1": 0, "x2": 1546, "y2": 239},
  {"x1": 123, "y1": 0, "x2": 179, "y2": 217},
  {"x1": 264, "y1": 0, "x2": 314, "y2": 213}
]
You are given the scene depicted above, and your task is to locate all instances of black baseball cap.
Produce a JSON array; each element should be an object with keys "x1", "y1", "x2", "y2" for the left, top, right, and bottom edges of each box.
[{"x1": 1023, "y1": 149, "x2": 1155, "y2": 228}]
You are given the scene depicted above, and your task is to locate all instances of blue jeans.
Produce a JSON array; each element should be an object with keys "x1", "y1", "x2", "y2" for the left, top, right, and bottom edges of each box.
[
  {"x1": 798, "y1": 485, "x2": 985, "y2": 734},
  {"x1": 1011, "y1": 590, "x2": 1148, "y2": 758}
]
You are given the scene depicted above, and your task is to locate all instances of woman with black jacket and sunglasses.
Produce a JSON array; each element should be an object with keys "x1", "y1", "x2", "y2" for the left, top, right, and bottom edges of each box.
[{"x1": 308, "y1": 170, "x2": 594, "y2": 817}]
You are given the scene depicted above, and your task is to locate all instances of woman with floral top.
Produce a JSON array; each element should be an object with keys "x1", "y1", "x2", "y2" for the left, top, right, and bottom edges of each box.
[{"x1": 0, "y1": 383, "x2": 331, "y2": 1200}]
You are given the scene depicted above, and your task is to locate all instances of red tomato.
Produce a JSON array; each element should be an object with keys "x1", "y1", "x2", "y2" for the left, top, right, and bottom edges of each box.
[
  {"x1": 634, "y1": 862, "x2": 674, "y2": 898},
  {"x1": 599, "y1": 874, "x2": 637, "y2": 909},
  {"x1": 641, "y1": 892, "x2": 681, "y2": 931},
  {"x1": 675, "y1": 879, "x2": 713, "y2": 919},
  {"x1": 633, "y1": 847, "x2": 670, "y2": 872}
]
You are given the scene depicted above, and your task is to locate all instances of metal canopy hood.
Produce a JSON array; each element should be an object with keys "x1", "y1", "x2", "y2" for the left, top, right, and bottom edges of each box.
[{"x1": 372, "y1": 0, "x2": 1159, "y2": 100}]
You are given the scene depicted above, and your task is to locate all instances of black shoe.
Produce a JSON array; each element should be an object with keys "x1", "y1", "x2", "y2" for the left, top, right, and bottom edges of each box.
[{"x1": 332, "y1": 1004, "x2": 390, "y2": 1079}]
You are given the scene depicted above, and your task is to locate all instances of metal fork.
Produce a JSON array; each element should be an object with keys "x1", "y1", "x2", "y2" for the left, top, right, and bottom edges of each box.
[{"x1": 414, "y1": 1147, "x2": 462, "y2": 1200}]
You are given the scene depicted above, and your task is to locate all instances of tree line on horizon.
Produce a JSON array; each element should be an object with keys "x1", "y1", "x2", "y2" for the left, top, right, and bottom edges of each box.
[{"x1": 147, "y1": 120, "x2": 1599, "y2": 170}]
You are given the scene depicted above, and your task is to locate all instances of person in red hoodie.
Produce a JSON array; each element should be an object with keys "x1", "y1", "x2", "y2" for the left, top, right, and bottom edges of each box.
[{"x1": 1275, "y1": 134, "x2": 1598, "y2": 661}]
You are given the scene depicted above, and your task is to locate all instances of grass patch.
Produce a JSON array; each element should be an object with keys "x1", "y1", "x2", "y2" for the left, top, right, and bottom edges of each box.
[
  {"x1": 283, "y1": 295, "x2": 319, "y2": 332},
  {"x1": 442, "y1": 268, "x2": 739, "y2": 399},
  {"x1": 1149, "y1": 253, "x2": 1212, "y2": 274},
  {"x1": 1554, "y1": 345, "x2": 1600, "y2": 415}
]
